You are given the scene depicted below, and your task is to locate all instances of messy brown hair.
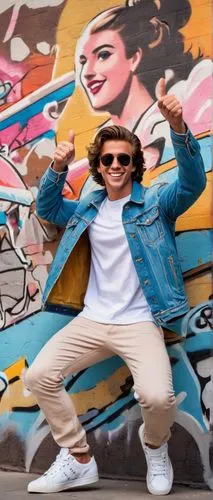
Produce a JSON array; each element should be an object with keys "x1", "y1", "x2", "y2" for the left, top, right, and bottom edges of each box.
[{"x1": 87, "y1": 125, "x2": 145, "y2": 186}]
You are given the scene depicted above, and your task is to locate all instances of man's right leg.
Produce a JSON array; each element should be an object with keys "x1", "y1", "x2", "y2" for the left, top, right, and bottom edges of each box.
[{"x1": 24, "y1": 316, "x2": 112, "y2": 493}]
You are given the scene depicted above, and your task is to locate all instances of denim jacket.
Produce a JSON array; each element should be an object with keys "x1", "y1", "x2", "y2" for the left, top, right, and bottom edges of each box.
[{"x1": 36, "y1": 127, "x2": 206, "y2": 327}]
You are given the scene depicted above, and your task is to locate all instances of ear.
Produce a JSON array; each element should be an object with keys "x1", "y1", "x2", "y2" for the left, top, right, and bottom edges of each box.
[{"x1": 130, "y1": 47, "x2": 142, "y2": 73}]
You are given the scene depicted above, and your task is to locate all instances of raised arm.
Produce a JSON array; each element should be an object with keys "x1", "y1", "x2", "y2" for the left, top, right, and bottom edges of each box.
[
  {"x1": 36, "y1": 130, "x2": 79, "y2": 227},
  {"x1": 156, "y1": 79, "x2": 206, "y2": 221}
]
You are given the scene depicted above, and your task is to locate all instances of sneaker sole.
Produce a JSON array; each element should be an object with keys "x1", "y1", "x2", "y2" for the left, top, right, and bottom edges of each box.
[{"x1": 28, "y1": 474, "x2": 99, "y2": 493}]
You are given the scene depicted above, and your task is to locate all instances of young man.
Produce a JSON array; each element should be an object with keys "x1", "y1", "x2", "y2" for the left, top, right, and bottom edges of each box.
[{"x1": 25, "y1": 79, "x2": 206, "y2": 495}]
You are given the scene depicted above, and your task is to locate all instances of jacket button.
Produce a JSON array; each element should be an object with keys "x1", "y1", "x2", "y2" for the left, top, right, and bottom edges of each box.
[
  {"x1": 146, "y1": 218, "x2": 151, "y2": 224},
  {"x1": 144, "y1": 279, "x2": 149, "y2": 285},
  {"x1": 130, "y1": 233, "x2": 136, "y2": 238}
]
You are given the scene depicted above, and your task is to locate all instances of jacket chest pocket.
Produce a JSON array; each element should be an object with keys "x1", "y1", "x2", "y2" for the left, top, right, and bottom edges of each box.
[{"x1": 136, "y1": 207, "x2": 164, "y2": 244}]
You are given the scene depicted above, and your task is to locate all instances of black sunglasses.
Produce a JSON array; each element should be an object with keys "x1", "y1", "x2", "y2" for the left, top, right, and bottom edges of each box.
[{"x1": 100, "y1": 153, "x2": 132, "y2": 167}]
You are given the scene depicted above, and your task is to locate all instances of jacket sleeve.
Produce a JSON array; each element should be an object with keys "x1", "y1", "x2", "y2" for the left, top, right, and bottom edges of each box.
[
  {"x1": 158, "y1": 127, "x2": 206, "y2": 221},
  {"x1": 36, "y1": 165, "x2": 79, "y2": 227}
]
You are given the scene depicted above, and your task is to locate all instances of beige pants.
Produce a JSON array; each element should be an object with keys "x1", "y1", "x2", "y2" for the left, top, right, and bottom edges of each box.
[{"x1": 24, "y1": 316, "x2": 176, "y2": 453}]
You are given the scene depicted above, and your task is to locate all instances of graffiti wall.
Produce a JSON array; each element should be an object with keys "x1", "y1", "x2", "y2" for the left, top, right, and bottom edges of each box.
[{"x1": 0, "y1": 0, "x2": 212, "y2": 488}]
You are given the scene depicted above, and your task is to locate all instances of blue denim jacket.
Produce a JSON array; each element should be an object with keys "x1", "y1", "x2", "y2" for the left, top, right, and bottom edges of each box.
[{"x1": 36, "y1": 127, "x2": 206, "y2": 326}]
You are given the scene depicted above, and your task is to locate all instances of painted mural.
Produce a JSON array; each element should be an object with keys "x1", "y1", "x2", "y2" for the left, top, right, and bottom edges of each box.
[{"x1": 0, "y1": 0, "x2": 212, "y2": 488}]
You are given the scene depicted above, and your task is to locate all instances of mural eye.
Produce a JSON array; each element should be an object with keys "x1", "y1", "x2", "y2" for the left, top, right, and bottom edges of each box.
[{"x1": 98, "y1": 50, "x2": 111, "y2": 61}]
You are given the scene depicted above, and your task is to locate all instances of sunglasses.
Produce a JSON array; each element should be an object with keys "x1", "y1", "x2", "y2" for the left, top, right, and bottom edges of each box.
[{"x1": 100, "y1": 153, "x2": 132, "y2": 167}]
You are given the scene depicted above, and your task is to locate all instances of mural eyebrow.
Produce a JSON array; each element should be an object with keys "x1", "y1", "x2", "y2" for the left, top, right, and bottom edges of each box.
[{"x1": 92, "y1": 44, "x2": 114, "y2": 54}]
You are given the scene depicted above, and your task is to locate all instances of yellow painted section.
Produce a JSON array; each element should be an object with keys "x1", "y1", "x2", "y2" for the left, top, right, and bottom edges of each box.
[
  {"x1": 72, "y1": 365, "x2": 130, "y2": 415},
  {"x1": 176, "y1": 173, "x2": 212, "y2": 231},
  {"x1": 4, "y1": 358, "x2": 26, "y2": 380},
  {"x1": 0, "y1": 362, "x2": 130, "y2": 417},
  {"x1": 180, "y1": 0, "x2": 212, "y2": 58},
  {"x1": 143, "y1": 166, "x2": 212, "y2": 232},
  {"x1": 185, "y1": 272, "x2": 212, "y2": 307},
  {"x1": 0, "y1": 379, "x2": 36, "y2": 414},
  {"x1": 1, "y1": 358, "x2": 36, "y2": 414}
]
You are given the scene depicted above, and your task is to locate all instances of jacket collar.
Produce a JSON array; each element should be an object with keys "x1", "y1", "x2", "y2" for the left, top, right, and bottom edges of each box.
[
  {"x1": 90, "y1": 181, "x2": 145, "y2": 209},
  {"x1": 89, "y1": 188, "x2": 107, "y2": 210},
  {"x1": 130, "y1": 180, "x2": 145, "y2": 205}
]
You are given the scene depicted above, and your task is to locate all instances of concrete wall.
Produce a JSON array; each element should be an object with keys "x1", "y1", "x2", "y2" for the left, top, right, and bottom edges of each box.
[{"x1": 0, "y1": 0, "x2": 212, "y2": 488}]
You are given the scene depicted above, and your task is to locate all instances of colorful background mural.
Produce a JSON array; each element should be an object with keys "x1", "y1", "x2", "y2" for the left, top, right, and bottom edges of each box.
[{"x1": 0, "y1": 0, "x2": 212, "y2": 488}]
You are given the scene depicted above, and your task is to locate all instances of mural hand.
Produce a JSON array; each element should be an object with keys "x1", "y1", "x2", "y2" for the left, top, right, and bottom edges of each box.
[
  {"x1": 158, "y1": 77, "x2": 166, "y2": 98},
  {"x1": 53, "y1": 129, "x2": 75, "y2": 172},
  {"x1": 68, "y1": 129, "x2": 75, "y2": 145},
  {"x1": 157, "y1": 77, "x2": 186, "y2": 134}
]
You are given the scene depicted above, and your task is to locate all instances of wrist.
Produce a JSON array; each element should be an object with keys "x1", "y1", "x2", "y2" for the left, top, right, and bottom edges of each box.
[
  {"x1": 170, "y1": 121, "x2": 186, "y2": 134},
  {"x1": 52, "y1": 162, "x2": 67, "y2": 172}
]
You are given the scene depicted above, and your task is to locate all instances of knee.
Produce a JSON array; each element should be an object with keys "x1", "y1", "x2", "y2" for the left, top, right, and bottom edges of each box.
[
  {"x1": 135, "y1": 389, "x2": 176, "y2": 412},
  {"x1": 24, "y1": 361, "x2": 63, "y2": 393},
  {"x1": 24, "y1": 363, "x2": 51, "y2": 392},
  {"x1": 23, "y1": 365, "x2": 38, "y2": 392}
]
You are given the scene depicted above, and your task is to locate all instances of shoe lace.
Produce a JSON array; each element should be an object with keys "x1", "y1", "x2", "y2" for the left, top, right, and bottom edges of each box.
[
  {"x1": 150, "y1": 451, "x2": 167, "y2": 477},
  {"x1": 44, "y1": 450, "x2": 76, "y2": 477}
]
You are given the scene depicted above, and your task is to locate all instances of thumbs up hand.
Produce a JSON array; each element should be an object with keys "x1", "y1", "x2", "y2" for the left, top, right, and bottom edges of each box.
[
  {"x1": 157, "y1": 78, "x2": 186, "y2": 133},
  {"x1": 53, "y1": 130, "x2": 75, "y2": 172}
]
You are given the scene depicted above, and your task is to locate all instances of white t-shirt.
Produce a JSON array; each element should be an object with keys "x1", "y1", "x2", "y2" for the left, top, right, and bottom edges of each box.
[{"x1": 79, "y1": 195, "x2": 154, "y2": 324}]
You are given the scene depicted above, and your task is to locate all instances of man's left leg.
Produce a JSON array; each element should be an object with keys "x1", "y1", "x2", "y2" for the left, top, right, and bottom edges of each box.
[{"x1": 108, "y1": 321, "x2": 176, "y2": 496}]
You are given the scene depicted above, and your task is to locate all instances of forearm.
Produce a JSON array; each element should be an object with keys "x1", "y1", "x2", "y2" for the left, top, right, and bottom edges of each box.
[
  {"x1": 36, "y1": 164, "x2": 78, "y2": 226},
  {"x1": 172, "y1": 126, "x2": 206, "y2": 193},
  {"x1": 159, "y1": 127, "x2": 206, "y2": 221}
]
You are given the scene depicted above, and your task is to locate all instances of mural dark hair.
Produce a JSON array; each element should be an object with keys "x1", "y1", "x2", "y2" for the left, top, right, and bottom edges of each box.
[
  {"x1": 87, "y1": 125, "x2": 145, "y2": 186},
  {"x1": 91, "y1": 0, "x2": 200, "y2": 98}
]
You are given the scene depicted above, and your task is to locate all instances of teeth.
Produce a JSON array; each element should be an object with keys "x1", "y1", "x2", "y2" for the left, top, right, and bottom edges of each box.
[
  {"x1": 110, "y1": 173, "x2": 123, "y2": 177},
  {"x1": 91, "y1": 82, "x2": 103, "y2": 89}
]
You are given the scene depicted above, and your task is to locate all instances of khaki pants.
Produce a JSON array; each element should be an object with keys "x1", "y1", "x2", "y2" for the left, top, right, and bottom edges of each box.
[{"x1": 24, "y1": 316, "x2": 176, "y2": 453}]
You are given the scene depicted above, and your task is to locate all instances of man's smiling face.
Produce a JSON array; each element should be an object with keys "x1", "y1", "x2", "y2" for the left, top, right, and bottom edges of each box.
[{"x1": 97, "y1": 140, "x2": 135, "y2": 201}]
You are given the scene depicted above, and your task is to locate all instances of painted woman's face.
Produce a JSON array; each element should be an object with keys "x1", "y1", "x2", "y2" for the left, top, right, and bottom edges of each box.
[{"x1": 77, "y1": 29, "x2": 139, "y2": 111}]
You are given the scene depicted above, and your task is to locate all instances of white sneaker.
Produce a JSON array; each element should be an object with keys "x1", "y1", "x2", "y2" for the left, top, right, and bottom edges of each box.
[
  {"x1": 139, "y1": 424, "x2": 173, "y2": 495},
  {"x1": 27, "y1": 448, "x2": 99, "y2": 493}
]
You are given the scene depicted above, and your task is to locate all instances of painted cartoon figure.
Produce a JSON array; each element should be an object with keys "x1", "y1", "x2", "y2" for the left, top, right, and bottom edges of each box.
[{"x1": 70, "y1": 0, "x2": 211, "y2": 181}]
